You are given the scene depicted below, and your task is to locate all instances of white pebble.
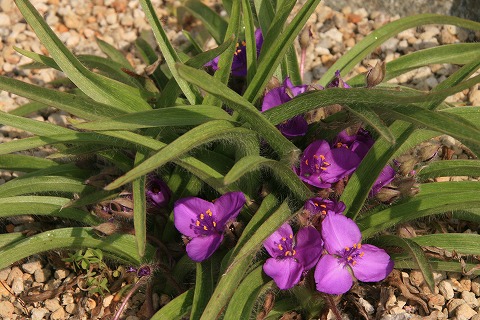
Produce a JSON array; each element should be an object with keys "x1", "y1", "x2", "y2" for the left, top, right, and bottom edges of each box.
[{"x1": 22, "y1": 260, "x2": 43, "y2": 274}]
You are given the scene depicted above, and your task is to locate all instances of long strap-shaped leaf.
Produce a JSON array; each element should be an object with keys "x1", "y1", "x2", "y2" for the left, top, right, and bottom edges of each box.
[
  {"x1": 0, "y1": 227, "x2": 155, "y2": 269},
  {"x1": 132, "y1": 152, "x2": 147, "y2": 258},
  {"x1": 0, "y1": 75, "x2": 126, "y2": 120},
  {"x1": 224, "y1": 155, "x2": 313, "y2": 201},
  {"x1": 243, "y1": 0, "x2": 321, "y2": 103},
  {"x1": 14, "y1": 0, "x2": 152, "y2": 113},
  {"x1": 319, "y1": 14, "x2": 480, "y2": 86},
  {"x1": 139, "y1": 0, "x2": 199, "y2": 105},
  {"x1": 105, "y1": 120, "x2": 256, "y2": 190},
  {"x1": 176, "y1": 64, "x2": 299, "y2": 160}
]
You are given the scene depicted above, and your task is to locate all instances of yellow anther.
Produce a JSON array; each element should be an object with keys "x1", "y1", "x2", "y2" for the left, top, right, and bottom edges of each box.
[
  {"x1": 324, "y1": 161, "x2": 330, "y2": 166},
  {"x1": 357, "y1": 243, "x2": 362, "y2": 249},
  {"x1": 203, "y1": 226, "x2": 208, "y2": 231},
  {"x1": 313, "y1": 155, "x2": 318, "y2": 159},
  {"x1": 206, "y1": 209, "x2": 213, "y2": 216},
  {"x1": 319, "y1": 155, "x2": 326, "y2": 160},
  {"x1": 305, "y1": 159, "x2": 309, "y2": 165},
  {"x1": 352, "y1": 261, "x2": 357, "y2": 266},
  {"x1": 200, "y1": 213, "x2": 204, "y2": 220},
  {"x1": 345, "y1": 247, "x2": 350, "y2": 251},
  {"x1": 314, "y1": 202, "x2": 319, "y2": 207},
  {"x1": 282, "y1": 237, "x2": 286, "y2": 241},
  {"x1": 292, "y1": 250, "x2": 296, "y2": 255},
  {"x1": 320, "y1": 167, "x2": 327, "y2": 171},
  {"x1": 320, "y1": 204, "x2": 326, "y2": 208},
  {"x1": 359, "y1": 252, "x2": 365, "y2": 257},
  {"x1": 285, "y1": 251, "x2": 291, "y2": 256},
  {"x1": 315, "y1": 164, "x2": 320, "y2": 169},
  {"x1": 353, "y1": 243, "x2": 357, "y2": 249},
  {"x1": 213, "y1": 221, "x2": 217, "y2": 227},
  {"x1": 347, "y1": 256, "x2": 352, "y2": 261},
  {"x1": 289, "y1": 234, "x2": 293, "y2": 239},
  {"x1": 321, "y1": 210, "x2": 327, "y2": 215},
  {"x1": 278, "y1": 244, "x2": 284, "y2": 250},
  {"x1": 196, "y1": 220, "x2": 200, "y2": 226},
  {"x1": 241, "y1": 40, "x2": 246, "y2": 46}
]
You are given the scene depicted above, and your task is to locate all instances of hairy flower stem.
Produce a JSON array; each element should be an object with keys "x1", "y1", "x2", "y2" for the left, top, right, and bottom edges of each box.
[
  {"x1": 325, "y1": 294, "x2": 342, "y2": 320},
  {"x1": 113, "y1": 279, "x2": 146, "y2": 320}
]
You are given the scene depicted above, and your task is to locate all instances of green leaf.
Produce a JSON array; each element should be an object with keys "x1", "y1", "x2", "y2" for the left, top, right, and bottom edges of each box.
[
  {"x1": 183, "y1": 0, "x2": 228, "y2": 44},
  {"x1": 0, "y1": 154, "x2": 59, "y2": 172},
  {"x1": 343, "y1": 104, "x2": 395, "y2": 144},
  {"x1": 242, "y1": 0, "x2": 258, "y2": 84},
  {"x1": 132, "y1": 152, "x2": 147, "y2": 258},
  {"x1": 348, "y1": 43, "x2": 480, "y2": 86},
  {"x1": 190, "y1": 255, "x2": 221, "y2": 320},
  {"x1": 0, "y1": 176, "x2": 92, "y2": 197},
  {"x1": 0, "y1": 196, "x2": 101, "y2": 225},
  {"x1": 176, "y1": 64, "x2": 300, "y2": 160},
  {"x1": 96, "y1": 37, "x2": 133, "y2": 70},
  {"x1": 373, "y1": 235, "x2": 434, "y2": 292},
  {"x1": 417, "y1": 160, "x2": 480, "y2": 180},
  {"x1": 0, "y1": 75, "x2": 127, "y2": 120},
  {"x1": 201, "y1": 200, "x2": 293, "y2": 320},
  {"x1": 243, "y1": 0, "x2": 321, "y2": 103},
  {"x1": 394, "y1": 259, "x2": 480, "y2": 275},
  {"x1": 411, "y1": 233, "x2": 480, "y2": 256},
  {"x1": 75, "y1": 106, "x2": 234, "y2": 131},
  {"x1": 223, "y1": 265, "x2": 272, "y2": 320},
  {"x1": 0, "y1": 233, "x2": 26, "y2": 250},
  {"x1": 359, "y1": 190, "x2": 480, "y2": 239},
  {"x1": 0, "y1": 227, "x2": 155, "y2": 269},
  {"x1": 139, "y1": 0, "x2": 199, "y2": 104},
  {"x1": 0, "y1": 109, "x2": 72, "y2": 135},
  {"x1": 224, "y1": 155, "x2": 312, "y2": 201},
  {"x1": 15, "y1": 0, "x2": 152, "y2": 112},
  {"x1": 105, "y1": 120, "x2": 255, "y2": 190},
  {"x1": 319, "y1": 14, "x2": 480, "y2": 86},
  {"x1": 151, "y1": 289, "x2": 193, "y2": 320}
]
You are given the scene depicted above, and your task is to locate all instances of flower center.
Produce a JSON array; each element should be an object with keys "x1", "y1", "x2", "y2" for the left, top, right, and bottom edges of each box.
[
  {"x1": 304, "y1": 153, "x2": 330, "y2": 175},
  {"x1": 234, "y1": 41, "x2": 246, "y2": 56},
  {"x1": 340, "y1": 242, "x2": 365, "y2": 266},
  {"x1": 273, "y1": 234, "x2": 296, "y2": 258},
  {"x1": 192, "y1": 208, "x2": 219, "y2": 236}
]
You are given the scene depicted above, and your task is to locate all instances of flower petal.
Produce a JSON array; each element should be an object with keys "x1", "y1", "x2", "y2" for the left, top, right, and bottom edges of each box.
[
  {"x1": 263, "y1": 257, "x2": 304, "y2": 289},
  {"x1": 263, "y1": 223, "x2": 293, "y2": 258},
  {"x1": 262, "y1": 87, "x2": 290, "y2": 111},
  {"x1": 314, "y1": 255, "x2": 353, "y2": 295},
  {"x1": 370, "y1": 166, "x2": 396, "y2": 196},
  {"x1": 213, "y1": 192, "x2": 246, "y2": 227},
  {"x1": 351, "y1": 244, "x2": 394, "y2": 282},
  {"x1": 279, "y1": 116, "x2": 308, "y2": 138},
  {"x1": 174, "y1": 197, "x2": 213, "y2": 237},
  {"x1": 322, "y1": 214, "x2": 361, "y2": 254},
  {"x1": 321, "y1": 148, "x2": 360, "y2": 183},
  {"x1": 294, "y1": 227, "x2": 323, "y2": 270},
  {"x1": 186, "y1": 234, "x2": 223, "y2": 262}
]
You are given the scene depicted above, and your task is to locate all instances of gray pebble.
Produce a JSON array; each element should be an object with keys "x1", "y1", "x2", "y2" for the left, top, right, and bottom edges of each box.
[
  {"x1": 44, "y1": 298, "x2": 62, "y2": 312},
  {"x1": 439, "y1": 280, "x2": 455, "y2": 300},
  {"x1": 31, "y1": 307, "x2": 49, "y2": 320},
  {"x1": 11, "y1": 277, "x2": 24, "y2": 295},
  {"x1": 0, "y1": 301, "x2": 14, "y2": 318},
  {"x1": 34, "y1": 268, "x2": 52, "y2": 283},
  {"x1": 461, "y1": 291, "x2": 479, "y2": 308},
  {"x1": 0, "y1": 267, "x2": 11, "y2": 281},
  {"x1": 6, "y1": 266, "x2": 23, "y2": 286},
  {"x1": 455, "y1": 303, "x2": 477, "y2": 319},
  {"x1": 50, "y1": 306, "x2": 66, "y2": 320}
]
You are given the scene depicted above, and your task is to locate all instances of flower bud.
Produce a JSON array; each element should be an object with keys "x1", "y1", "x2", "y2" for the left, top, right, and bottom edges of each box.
[
  {"x1": 366, "y1": 61, "x2": 386, "y2": 88},
  {"x1": 299, "y1": 25, "x2": 313, "y2": 50},
  {"x1": 375, "y1": 187, "x2": 401, "y2": 203}
]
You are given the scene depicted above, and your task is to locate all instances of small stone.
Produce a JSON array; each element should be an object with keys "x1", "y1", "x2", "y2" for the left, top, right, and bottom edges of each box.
[
  {"x1": 45, "y1": 298, "x2": 62, "y2": 312},
  {"x1": 471, "y1": 277, "x2": 480, "y2": 296},
  {"x1": 34, "y1": 268, "x2": 52, "y2": 283},
  {"x1": 381, "y1": 38, "x2": 399, "y2": 52},
  {"x1": 6, "y1": 266, "x2": 23, "y2": 285},
  {"x1": 11, "y1": 277, "x2": 24, "y2": 294},
  {"x1": 65, "y1": 303, "x2": 77, "y2": 314},
  {"x1": 103, "y1": 295, "x2": 114, "y2": 307},
  {"x1": 410, "y1": 270, "x2": 425, "y2": 287},
  {"x1": 61, "y1": 292, "x2": 75, "y2": 305},
  {"x1": 472, "y1": 314, "x2": 480, "y2": 320},
  {"x1": 359, "y1": 297, "x2": 374, "y2": 314},
  {"x1": 54, "y1": 269, "x2": 70, "y2": 280},
  {"x1": 428, "y1": 294, "x2": 446, "y2": 310},
  {"x1": 461, "y1": 291, "x2": 479, "y2": 308},
  {"x1": 31, "y1": 307, "x2": 49, "y2": 320},
  {"x1": 455, "y1": 303, "x2": 477, "y2": 319},
  {"x1": 85, "y1": 297, "x2": 97, "y2": 311},
  {"x1": 460, "y1": 278, "x2": 472, "y2": 292},
  {"x1": 0, "y1": 267, "x2": 11, "y2": 281},
  {"x1": 439, "y1": 280, "x2": 455, "y2": 300},
  {"x1": 447, "y1": 298, "x2": 466, "y2": 315},
  {"x1": 50, "y1": 306, "x2": 66, "y2": 320},
  {"x1": 324, "y1": 28, "x2": 343, "y2": 43},
  {"x1": 0, "y1": 13, "x2": 11, "y2": 27},
  {"x1": 469, "y1": 85, "x2": 480, "y2": 106},
  {"x1": 22, "y1": 260, "x2": 43, "y2": 274},
  {"x1": 0, "y1": 300, "x2": 15, "y2": 318},
  {"x1": 425, "y1": 76, "x2": 439, "y2": 88},
  {"x1": 439, "y1": 28, "x2": 457, "y2": 44}
]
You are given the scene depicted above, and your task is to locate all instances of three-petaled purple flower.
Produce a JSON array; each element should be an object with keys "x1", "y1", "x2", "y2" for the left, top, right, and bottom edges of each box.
[
  {"x1": 146, "y1": 176, "x2": 171, "y2": 208},
  {"x1": 327, "y1": 70, "x2": 351, "y2": 89},
  {"x1": 263, "y1": 223, "x2": 323, "y2": 289},
  {"x1": 299, "y1": 140, "x2": 361, "y2": 188},
  {"x1": 304, "y1": 197, "x2": 346, "y2": 216},
  {"x1": 370, "y1": 165, "x2": 396, "y2": 196},
  {"x1": 314, "y1": 214, "x2": 394, "y2": 295},
  {"x1": 261, "y1": 77, "x2": 309, "y2": 138},
  {"x1": 174, "y1": 192, "x2": 246, "y2": 262},
  {"x1": 205, "y1": 29, "x2": 264, "y2": 77}
]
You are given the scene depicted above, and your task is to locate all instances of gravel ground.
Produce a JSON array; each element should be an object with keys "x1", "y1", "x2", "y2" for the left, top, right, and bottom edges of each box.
[{"x1": 1, "y1": 0, "x2": 480, "y2": 319}]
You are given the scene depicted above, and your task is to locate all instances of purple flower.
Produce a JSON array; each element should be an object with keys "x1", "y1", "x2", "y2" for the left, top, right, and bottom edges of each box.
[
  {"x1": 314, "y1": 214, "x2": 394, "y2": 295},
  {"x1": 304, "y1": 197, "x2": 346, "y2": 216},
  {"x1": 174, "y1": 192, "x2": 246, "y2": 262},
  {"x1": 327, "y1": 70, "x2": 351, "y2": 88},
  {"x1": 263, "y1": 223, "x2": 323, "y2": 289},
  {"x1": 299, "y1": 140, "x2": 361, "y2": 188},
  {"x1": 334, "y1": 128, "x2": 374, "y2": 159},
  {"x1": 370, "y1": 165, "x2": 396, "y2": 196},
  {"x1": 262, "y1": 77, "x2": 309, "y2": 138},
  {"x1": 146, "y1": 176, "x2": 171, "y2": 208},
  {"x1": 205, "y1": 29, "x2": 263, "y2": 77}
]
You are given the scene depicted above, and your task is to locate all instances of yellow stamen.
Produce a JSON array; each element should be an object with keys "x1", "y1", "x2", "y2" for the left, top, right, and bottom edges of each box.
[
  {"x1": 305, "y1": 159, "x2": 309, "y2": 165},
  {"x1": 241, "y1": 40, "x2": 246, "y2": 46},
  {"x1": 282, "y1": 237, "x2": 286, "y2": 241},
  {"x1": 200, "y1": 213, "x2": 204, "y2": 220},
  {"x1": 213, "y1": 221, "x2": 217, "y2": 227},
  {"x1": 285, "y1": 251, "x2": 291, "y2": 256},
  {"x1": 359, "y1": 252, "x2": 365, "y2": 257},
  {"x1": 347, "y1": 256, "x2": 352, "y2": 261},
  {"x1": 314, "y1": 202, "x2": 319, "y2": 207},
  {"x1": 196, "y1": 220, "x2": 200, "y2": 226},
  {"x1": 357, "y1": 243, "x2": 362, "y2": 249},
  {"x1": 206, "y1": 209, "x2": 213, "y2": 216},
  {"x1": 289, "y1": 234, "x2": 293, "y2": 239},
  {"x1": 278, "y1": 244, "x2": 283, "y2": 250},
  {"x1": 320, "y1": 204, "x2": 326, "y2": 208},
  {"x1": 292, "y1": 250, "x2": 296, "y2": 255},
  {"x1": 352, "y1": 261, "x2": 357, "y2": 266},
  {"x1": 203, "y1": 226, "x2": 208, "y2": 231},
  {"x1": 320, "y1": 167, "x2": 327, "y2": 171},
  {"x1": 319, "y1": 155, "x2": 326, "y2": 160},
  {"x1": 345, "y1": 247, "x2": 350, "y2": 251}
]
